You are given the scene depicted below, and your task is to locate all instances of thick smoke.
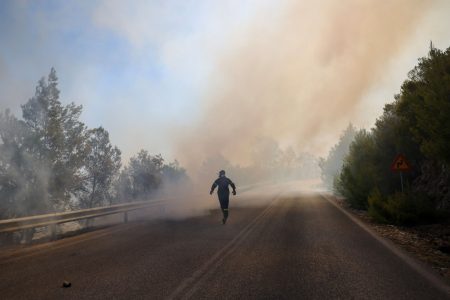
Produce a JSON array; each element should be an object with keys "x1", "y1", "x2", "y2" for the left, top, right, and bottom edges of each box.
[{"x1": 176, "y1": 0, "x2": 432, "y2": 178}]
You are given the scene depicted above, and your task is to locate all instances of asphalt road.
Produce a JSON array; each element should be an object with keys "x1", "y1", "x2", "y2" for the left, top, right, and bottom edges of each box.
[{"x1": 0, "y1": 184, "x2": 449, "y2": 299}]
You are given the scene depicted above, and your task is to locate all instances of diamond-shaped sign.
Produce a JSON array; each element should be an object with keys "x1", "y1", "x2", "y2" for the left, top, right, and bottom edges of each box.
[{"x1": 390, "y1": 154, "x2": 411, "y2": 172}]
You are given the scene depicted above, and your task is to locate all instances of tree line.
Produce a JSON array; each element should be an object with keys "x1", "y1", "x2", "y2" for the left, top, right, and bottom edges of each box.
[
  {"x1": 200, "y1": 137, "x2": 320, "y2": 187},
  {"x1": 0, "y1": 68, "x2": 187, "y2": 220},
  {"x1": 320, "y1": 44, "x2": 450, "y2": 225}
]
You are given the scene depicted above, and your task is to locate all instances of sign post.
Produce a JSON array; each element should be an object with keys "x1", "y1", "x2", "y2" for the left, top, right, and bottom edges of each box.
[
  {"x1": 390, "y1": 154, "x2": 411, "y2": 193},
  {"x1": 400, "y1": 172, "x2": 404, "y2": 193}
]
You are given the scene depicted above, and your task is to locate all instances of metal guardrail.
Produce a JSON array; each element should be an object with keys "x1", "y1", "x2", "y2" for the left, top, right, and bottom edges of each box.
[
  {"x1": 0, "y1": 200, "x2": 166, "y2": 236},
  {"x1": 0, "y1": 183, "x2": 259, "y2": 243}
]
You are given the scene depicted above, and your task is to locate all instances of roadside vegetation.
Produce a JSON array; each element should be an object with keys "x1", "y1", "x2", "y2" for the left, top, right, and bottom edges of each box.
[
  {"x1": 0, "y1": 68, "x2": 187, "y2": 220},
  {"x1": 319, "y1": 124, "x2": 356, "y2": 190},
  {"x1": 0, "y1": 69, "x2": 320, "y2": 223},
  {"x1": 200, "y1": 139, "x2": 320, "y2": 187},
  {"x1": 321, "y1": 45, "x2": 450, "y2": 225}
]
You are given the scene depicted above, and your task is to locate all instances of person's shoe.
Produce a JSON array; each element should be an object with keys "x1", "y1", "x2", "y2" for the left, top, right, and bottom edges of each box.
[{"x1": 222, "y1": 218, "x2": 226, "y2": 225}]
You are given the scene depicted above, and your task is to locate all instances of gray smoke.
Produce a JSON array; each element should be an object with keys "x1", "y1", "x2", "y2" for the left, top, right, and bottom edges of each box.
[{"x1": 176, "y1": 0, "x2": 433, "y2": 179}]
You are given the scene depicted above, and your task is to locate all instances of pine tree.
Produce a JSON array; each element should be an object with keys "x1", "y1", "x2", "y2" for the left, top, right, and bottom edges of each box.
[{"x1": 21, "y1": 68, "x2": 89, "y2": 210}]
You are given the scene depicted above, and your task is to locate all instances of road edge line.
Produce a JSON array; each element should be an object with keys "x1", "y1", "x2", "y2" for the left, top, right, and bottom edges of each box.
[{"x1": 321, "y1": 192, "x2": 450, "y2": 295}]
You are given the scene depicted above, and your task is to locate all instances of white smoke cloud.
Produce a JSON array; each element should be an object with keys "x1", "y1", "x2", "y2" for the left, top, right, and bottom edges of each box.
[
  {"x1": 1, "y1": 0, "x2": 449, "y2": 171},
  {"x1": 174, "y1": 0, "x2": 448, "y2": 176}
]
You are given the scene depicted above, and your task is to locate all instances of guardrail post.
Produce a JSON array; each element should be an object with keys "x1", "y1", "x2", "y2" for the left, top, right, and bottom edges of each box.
[
  {"x1": 22, "y1": 228, "x2": 34, "y2": 244},
  {"x1": 124, "y1": 211, "x2": 128, "y2": 223},
  {"x1": 85, "y1": 218, "x2": 93, "y2": 228},
  {"x1": 49, "y1": 224, "x2": 58, "y2": 240}
]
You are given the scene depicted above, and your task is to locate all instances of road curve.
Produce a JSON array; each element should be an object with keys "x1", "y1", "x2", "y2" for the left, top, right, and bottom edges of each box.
[{"x1": 0, "y1": 188, "x2": 448, "y2": 299}]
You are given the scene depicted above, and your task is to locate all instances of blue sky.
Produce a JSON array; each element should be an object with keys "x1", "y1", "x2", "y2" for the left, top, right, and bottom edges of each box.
[
  {"x1": 0, "y1": 0, "x2": 276, "y2": 161},
  {"x1": 0, "y1": 0, "x2": 449, "y2": 167}
]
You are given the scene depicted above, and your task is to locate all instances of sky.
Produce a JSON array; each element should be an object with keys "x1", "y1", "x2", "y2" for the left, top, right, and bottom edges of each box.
[{"x1": 0, "y1": 0, "x2": 449, "y2": 172}]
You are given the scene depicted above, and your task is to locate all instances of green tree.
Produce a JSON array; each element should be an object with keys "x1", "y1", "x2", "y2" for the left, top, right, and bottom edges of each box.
[
  {"x1": 335, "y1": 45, "x2": 450, "y2": 223},
  {"x1": 319, "y1": 124, "x2": 356, "y2": 189},
  {"x1": 0, "y1": 110, "x2": 49, "y2": 218},
  {"x1": 116, "y1": 150, "x2": 165, "y2": 201},
  {"x1": 78, "y1": 127, "x2": 121, "y2": 208},
  {"x1": 335, "y1": 129, "x2": 376, "y2": 209},
  {"x1": 21, "y1": 68, "x2": 89, "y2": 209},
  {"x1": 395, "y1": 45, "x2": 450, "y2": 209},
  {"x1": 371, "y1": 103, "x2": 424, "y2": 195},
  {"x1": 114, "y1": 167, "x2": 134, "y2": 203},
  {"x1": 396, "y1": 45, "x2": 450, "y2": 164},
  {"x1": 162, "y1": 160, "x2": 188, "y2": 184}
]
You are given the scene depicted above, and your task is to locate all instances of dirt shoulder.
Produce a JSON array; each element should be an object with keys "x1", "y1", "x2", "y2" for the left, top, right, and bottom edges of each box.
[{"x1": 331, "y1": 196, "x2": 450, "y2": 282}]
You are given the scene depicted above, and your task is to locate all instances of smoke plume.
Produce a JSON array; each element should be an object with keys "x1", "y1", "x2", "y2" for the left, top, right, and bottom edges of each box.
[{"x1": 176, "y1": 0, "x2": 432, "y2": 177}]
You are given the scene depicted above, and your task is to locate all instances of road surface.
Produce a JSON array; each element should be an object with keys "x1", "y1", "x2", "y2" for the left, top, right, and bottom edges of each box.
[{"x1": 0, "y1": 184, "x2": 448, "y2": 299}]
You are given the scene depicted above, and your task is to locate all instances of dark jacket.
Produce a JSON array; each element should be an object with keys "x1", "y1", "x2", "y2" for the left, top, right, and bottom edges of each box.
[{"x1": 211, "y1": 176, "x2": 236, "y2": 195}]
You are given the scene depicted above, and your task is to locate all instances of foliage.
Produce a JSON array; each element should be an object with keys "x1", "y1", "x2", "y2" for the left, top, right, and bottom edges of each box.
[
  {"x1": 78, "y1": 127, "x2": 121, "y2": 208},
  {"x1": 0, "y1": 69, "x2": 189, "y2": 219},
  {"x1": 128, "y1": 150, "x2": 164, "y2": 198},
  {"x1": 319, "y1": 124, "x2": 356, "y2": 190},
  {"x1": 199, "y1": 142, "x2": 320, "y2": 187},
  {"x1": 367, "y1": 189, "x2": 389, "y2": 224},
  {"x1": 396, "y1": 45, "x2": 450, "y2": 165},
  {"x1": 114, "y1": 150, "x2": 186, "y2": 202},
  {"x1": 335, "y1": 129, "x2": 376, "y2": 209},
  {"x1": 0, "y1": 110, "x2": 49, "y2": 218},
  {"x1": 21, "y1": 68, "x2": 89, "y2": 209},
  {"x1": 368, "y1": 189, "x2": 437, "y2": 225},
  {"x1": 335, "y1": 45, "x2": 450, "y2": 225},
  {"x1": 371, "y1": 103, "x2": 423, "y2": 195},
  {"x1": 162, "y1": 160, "x2": 188, "y2": 184}
]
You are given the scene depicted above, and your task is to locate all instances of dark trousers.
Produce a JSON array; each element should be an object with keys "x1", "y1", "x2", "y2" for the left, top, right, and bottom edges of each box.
[{"x1": 218, "y1": 192, "x2": 230, "y2": 219}]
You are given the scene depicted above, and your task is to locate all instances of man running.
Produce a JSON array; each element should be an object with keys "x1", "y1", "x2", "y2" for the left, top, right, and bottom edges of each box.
[{"x1": 210, "y1": 170, "x2": 236, "y2": 224}]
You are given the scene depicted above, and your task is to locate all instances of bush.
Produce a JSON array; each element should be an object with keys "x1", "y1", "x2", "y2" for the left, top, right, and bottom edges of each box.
[
  {"x1": 319, "y1": 124, "x2": 356, "y2": 190},
  {"x1": 368, "y1": 188, "x2": 437, "y2": 225},
  {"x1": 334, "y1": 46, "x2": 450, "y2": 224},
  {"x1": 368, "y1": 189, "x2": 389, "y2": 224},
  {"x1": 335, "y1": 129, "x2": 376, "y2": 209}
]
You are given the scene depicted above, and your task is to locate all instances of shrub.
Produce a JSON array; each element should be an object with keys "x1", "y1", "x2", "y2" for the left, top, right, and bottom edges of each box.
[
  {"x1": 368, "y1": 189, "x2": 389, "y2": 223},
  {"x1": 368, "y1": 189, "x2": 437, "y2": 225},
  {"x1": 335, "y1": 129, "x2": 376, "y2": 209}
]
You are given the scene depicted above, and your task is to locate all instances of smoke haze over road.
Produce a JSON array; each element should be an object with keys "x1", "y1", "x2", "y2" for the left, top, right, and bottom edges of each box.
[
  {"x1": 176, "y1": 0, "x2": 437, "y2": 174},
  {"x1": 0, "y1": 0, "x2": 449, "y2": 176}
]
